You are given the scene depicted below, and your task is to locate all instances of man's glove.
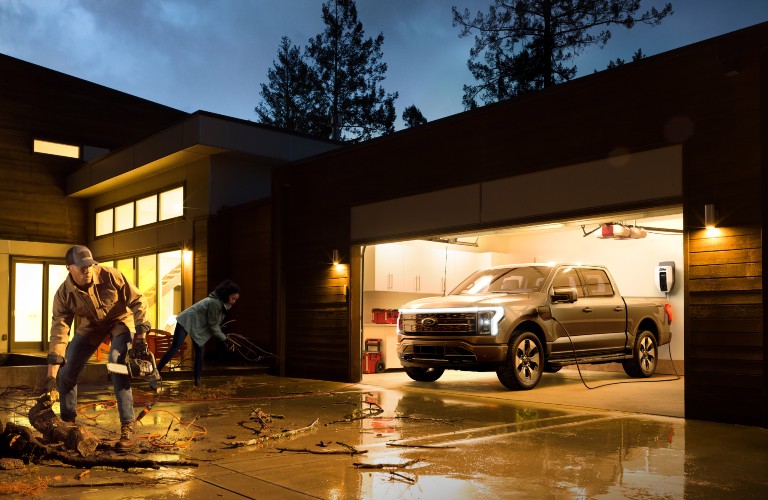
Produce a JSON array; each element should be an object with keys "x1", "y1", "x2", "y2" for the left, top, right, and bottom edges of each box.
[
  {"x1": 133, "y1": 337, "x2": 149, "y2": 358},
  {"x1": 43, "y1": 376, "x2": 59, "y2": 401},
  {"x1": 224, "y1": 338, "x2": 236, "y2": 352}
]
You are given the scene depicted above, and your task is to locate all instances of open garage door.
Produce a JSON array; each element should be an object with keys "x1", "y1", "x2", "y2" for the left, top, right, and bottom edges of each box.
[{"x1": 353, "y1": 146, "x2": 684, "y2": 416}]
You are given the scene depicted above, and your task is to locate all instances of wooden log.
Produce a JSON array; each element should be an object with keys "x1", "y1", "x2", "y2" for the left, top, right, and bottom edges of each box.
[{"x1": 28, "y1": 393, "x2": 98, "y2": 457}]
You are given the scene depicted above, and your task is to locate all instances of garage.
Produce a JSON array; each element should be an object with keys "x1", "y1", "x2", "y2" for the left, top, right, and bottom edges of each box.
[
  {"x1": 274, "y1": 23, "x2": 767, "y2": 427},
  {"x1": 355, "y1": 146, "x2": 685, "y2": 415}
]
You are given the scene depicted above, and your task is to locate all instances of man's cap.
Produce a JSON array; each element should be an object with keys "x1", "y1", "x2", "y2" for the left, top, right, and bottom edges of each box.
[{"x1": 65, "y1": 245, "x2": 98, "y2": 267}]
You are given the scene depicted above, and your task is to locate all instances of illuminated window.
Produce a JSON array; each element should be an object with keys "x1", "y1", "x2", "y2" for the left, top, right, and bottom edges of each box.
[
  {"x1": 136, "y1": 195, "x2": 158, "y2": 226},
  {"x1": 95, "y1": 209, "x2": 114, "y2": 237},
  {"x1": 114, "y1": 202, "x2": 135, "y2": 232},
  {"x1": 95, "y1": 186, "x2": 183, "y2": 237},
  {"x1": 159, "y1": 187, "x2": 184, "y2": 220},
  {"x1": 33, "y1": 139, "x2": 80, "y2": 159}
]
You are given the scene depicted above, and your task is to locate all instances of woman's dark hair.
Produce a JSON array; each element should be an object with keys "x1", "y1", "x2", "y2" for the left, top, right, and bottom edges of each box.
[{"x1": 213, "y1": 279, "x2": 241, "y2": 302}]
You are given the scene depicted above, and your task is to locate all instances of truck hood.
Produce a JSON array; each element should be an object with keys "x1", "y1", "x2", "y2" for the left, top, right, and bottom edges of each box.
[{"x1": 400, "y1": 293, "x2": 542, "y2": 310}]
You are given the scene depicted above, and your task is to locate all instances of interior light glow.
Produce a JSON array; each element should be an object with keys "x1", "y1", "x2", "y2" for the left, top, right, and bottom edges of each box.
[{"x1": 33, "y1": 139, "x2": 80, "y2": 159}]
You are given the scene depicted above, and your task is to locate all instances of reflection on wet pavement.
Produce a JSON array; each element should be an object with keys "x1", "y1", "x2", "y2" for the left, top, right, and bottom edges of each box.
[{"x1": 1, "y1": 372, "x2": 767, "y2": 499}]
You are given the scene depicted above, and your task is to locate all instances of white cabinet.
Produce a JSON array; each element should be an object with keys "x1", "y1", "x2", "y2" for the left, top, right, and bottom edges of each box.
[
  {"x1": 445, "y1": 250, "x2": 488, "y2": 292},
  {"x1": 372, "y1": 243, "x2": 403, "y2": 291},
  {"x1": 368, "y1": 242, "x2": 446, "y2": 294},
  {"x1": 403, "y1": 245, "x2": 446, "y2": 294}
]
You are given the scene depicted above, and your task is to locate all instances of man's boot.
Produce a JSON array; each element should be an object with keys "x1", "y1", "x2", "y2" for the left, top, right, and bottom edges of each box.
[{"x1": 115, "y1": 421, "x2": 137, "y2": 452}]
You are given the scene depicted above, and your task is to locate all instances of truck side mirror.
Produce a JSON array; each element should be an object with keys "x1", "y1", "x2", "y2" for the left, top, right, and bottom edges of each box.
[{"x1": 551, "y1": 287, "x2": 578, "y2": 303}]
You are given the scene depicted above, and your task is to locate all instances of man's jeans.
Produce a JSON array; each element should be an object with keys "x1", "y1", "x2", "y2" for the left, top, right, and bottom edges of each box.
[{"x1": 57, "y1": 332, "x2": 134, "y2": 424}]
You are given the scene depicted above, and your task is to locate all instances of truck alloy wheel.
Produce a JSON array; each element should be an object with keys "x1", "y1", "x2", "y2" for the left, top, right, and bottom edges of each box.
[
  {"x1": 497, "y1": 331, "x2": 543, "y2": 390},
  {"x1": 622, "y1": 330, "x2": 658, "y2": 378}
]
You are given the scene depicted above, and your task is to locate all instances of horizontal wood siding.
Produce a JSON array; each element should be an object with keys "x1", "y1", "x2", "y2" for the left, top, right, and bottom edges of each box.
[{"x1": 686, "y1": 227, "x2": 763, "y2": 426}]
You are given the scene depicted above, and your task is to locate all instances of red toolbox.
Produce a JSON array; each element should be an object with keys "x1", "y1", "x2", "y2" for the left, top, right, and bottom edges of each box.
[
  {"x1": 362, "y1": 338, "x2": 384, "y2": 373},
  {"x1": 371, "y1": 309, "x2": 398, "y2": 324}
]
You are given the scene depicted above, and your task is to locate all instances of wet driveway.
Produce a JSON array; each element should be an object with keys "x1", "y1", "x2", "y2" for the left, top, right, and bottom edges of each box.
[{"x1": 1, "y1": 370, "x2": 767, "y2": 498}]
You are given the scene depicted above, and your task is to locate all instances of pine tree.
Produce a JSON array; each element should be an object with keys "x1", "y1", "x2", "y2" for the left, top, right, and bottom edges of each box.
[
  {"x1": 255, "y1": 37, "x2": 322, "y2": 136},
  {"x1": 402, "y1": 105, "x2": 428, "y2": 128},
  {"x1": 453, "y1": 0, "x2": 673, "y2": 108},
  {"x1": 306, "y1": 0, "x2": 398, "y2": 142}
]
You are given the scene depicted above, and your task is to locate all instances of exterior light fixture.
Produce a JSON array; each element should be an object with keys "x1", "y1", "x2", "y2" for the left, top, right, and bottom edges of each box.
[
  {"x1": 332, "y1": 249, "x2": 340, "y2": 265},
  {"x1": 704, "y1": 204, "x2": 717, "y2": 229}
]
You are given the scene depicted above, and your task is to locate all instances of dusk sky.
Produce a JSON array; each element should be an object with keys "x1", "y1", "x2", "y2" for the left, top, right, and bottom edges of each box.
[{"x1": 2, "y1": 0, "x2": 767, "y2": 129}]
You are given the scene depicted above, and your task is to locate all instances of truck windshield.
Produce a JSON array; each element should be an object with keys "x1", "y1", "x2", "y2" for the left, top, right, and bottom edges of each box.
[{"x1": 451, "y1": 266, "x2": 551, "y2": 295}]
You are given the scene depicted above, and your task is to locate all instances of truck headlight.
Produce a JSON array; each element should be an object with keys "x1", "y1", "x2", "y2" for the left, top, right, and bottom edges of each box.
[{"x1": 478, "y1": 307, "x2": 504, "y2": 335}]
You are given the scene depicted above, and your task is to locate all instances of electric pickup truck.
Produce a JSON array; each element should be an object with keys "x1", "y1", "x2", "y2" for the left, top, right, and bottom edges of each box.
[{"x1": 396, "y1": 263, "x2": 672, "y2": 390}]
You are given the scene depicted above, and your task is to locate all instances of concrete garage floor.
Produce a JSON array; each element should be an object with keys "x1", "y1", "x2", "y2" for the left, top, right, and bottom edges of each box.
[{"x1": 1, "y1": 370, "x2": 767, "y2": 499}]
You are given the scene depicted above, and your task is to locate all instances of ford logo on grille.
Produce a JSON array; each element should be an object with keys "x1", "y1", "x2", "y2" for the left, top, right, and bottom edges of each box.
[{"x1": 421, "y1": 317, "x2": 438, "y2": 327}]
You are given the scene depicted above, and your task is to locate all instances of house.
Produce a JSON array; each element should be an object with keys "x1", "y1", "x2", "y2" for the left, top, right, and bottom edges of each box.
[{"x1": 1, "y1": 21, "x2": 766, "y2": 428}]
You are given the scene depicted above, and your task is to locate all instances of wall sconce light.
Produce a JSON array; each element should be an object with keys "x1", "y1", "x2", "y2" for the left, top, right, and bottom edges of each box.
[
  {"x1": 704, "y1": 204, "x2": 717, "y2": 229},
  {"x1": 332, "y1": 249, "x2": 340, "y2": 265}
]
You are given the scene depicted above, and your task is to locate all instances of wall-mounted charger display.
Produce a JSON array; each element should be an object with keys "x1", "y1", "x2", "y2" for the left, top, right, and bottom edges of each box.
[{"x1": 655, "y1": 261, "x2": 675, "y2": 293}]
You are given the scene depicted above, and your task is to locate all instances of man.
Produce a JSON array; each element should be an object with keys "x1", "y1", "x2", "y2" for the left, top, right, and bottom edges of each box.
[{"x1": 45, "y1": 245, "x2": 151, "y2": 452}]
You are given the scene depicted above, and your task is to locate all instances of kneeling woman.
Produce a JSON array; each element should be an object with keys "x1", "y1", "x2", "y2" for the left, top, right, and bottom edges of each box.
[{"x1": 157, "y1": 279, "x2": 240, "y2": 386}]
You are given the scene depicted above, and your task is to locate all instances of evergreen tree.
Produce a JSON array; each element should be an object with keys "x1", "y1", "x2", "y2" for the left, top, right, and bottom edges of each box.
[
  {"x1": 452, "y1": 0, "x2": 673, "y2": 108},
  {"x1": 255, "y1": 37, "x2": 322, "y2": 135},
  {"x1": 306, "y1": 0, "x2": 398, "y2": 142},
  {"x1": 604, "y1": 47, "x2": 647, "y2": 70},
  {"x1": 402, "y1": 105, "x2": 428, "y2": 128}
]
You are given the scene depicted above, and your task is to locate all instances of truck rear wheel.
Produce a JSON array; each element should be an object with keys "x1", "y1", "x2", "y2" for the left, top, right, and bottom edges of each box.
[
  {"x1": 404, "y1": 366, "x2": 444, "y2": 382},
  {"x1": 622, "y1": 330, "x2": 658, "y2": 378},
  {"x1": 497, "y1": 331, "x2": 543, "y2": 390}
]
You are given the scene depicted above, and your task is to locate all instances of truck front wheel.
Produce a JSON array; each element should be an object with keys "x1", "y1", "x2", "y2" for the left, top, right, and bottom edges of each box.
[
  {"x1": 497, "y1": 331, "x2": 543, "y2": 390},
  {"x1": 404, "y1": 366, "x2": 445, "y2": 382},
  {"x1": 622, "y1": 330, "x2": 658, "y2": 378}
]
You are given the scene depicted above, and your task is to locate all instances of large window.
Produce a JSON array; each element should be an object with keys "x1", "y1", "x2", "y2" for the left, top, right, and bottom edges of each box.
[
  {"x1": 101, "y1": 250, "x2": 183, "y2": 330},
  {"x1": 95, "y1": 186, "x2": 184, "y2": 237}
]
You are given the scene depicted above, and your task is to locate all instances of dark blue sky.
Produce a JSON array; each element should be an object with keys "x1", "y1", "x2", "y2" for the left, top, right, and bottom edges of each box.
[{"x1": 2, "y1": 0, "x2": 767, "y2": 128}]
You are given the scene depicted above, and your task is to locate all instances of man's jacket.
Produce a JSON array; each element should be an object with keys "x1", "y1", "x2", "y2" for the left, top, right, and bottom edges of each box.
[{"x1": 48, "y1": 265, "x2": 151, "y2": 358}]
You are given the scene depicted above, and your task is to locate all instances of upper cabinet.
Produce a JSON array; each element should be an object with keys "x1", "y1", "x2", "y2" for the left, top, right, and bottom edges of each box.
[{"x1": 365, "y1": 242, "x2": 494, "y2": 295}]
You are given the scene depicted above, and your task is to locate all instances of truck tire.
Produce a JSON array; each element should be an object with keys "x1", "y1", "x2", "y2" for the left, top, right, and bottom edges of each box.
[
  {"x1": 622, "y1": 330, "x2": 658, "y2": 378},
  {"x1": 496, "y1": 331, "x2": 543, "y2": 390},
  {"x1": 405, "y1": 366, "x2": 444, "y2": 382}
]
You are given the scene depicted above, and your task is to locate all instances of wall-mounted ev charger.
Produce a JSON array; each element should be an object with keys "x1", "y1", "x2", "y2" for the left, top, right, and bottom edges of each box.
[{"x1": 655, "y1": 261, "x2": 675, "y2": 293}]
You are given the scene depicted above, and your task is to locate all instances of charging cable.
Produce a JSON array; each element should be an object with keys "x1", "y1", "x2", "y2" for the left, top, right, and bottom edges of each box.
[{"x1": 552, "y1": 313, "x2": 680, "y2": 390}]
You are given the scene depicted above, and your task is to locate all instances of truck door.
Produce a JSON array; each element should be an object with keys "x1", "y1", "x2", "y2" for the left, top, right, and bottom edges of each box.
[
  {"x1": 577, "y1": 267, "x2": 627, "y2": 351},
  {"x1": 548, "y1": 266, "x2": 593, "y2": 356}
]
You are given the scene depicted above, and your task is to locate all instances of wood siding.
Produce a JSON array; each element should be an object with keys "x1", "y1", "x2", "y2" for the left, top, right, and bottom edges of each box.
[
  {"x1": 275, "y1": 23, "x2": 768, "y2": 426},
  {"x1": 206, "y1": 202, "x2": 276, "y2": 367},
  {"x1": 0, "y1": 54, "x2": 186, "y2": 244}
]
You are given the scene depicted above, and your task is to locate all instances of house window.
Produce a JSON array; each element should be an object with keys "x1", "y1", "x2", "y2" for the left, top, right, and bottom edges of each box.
[
  {"x1": 136, "y1": 195, "x2": 158, "y2": 226},
  {"x1": 95, "y1": 208, "x2": 114, "y2": 237},
  {"x1": 115, "y1": 202, "x2": 135, "y2": 232},
  {"x1": 33, "y1": 139, "x2": 80, "y2": 159},
  {"x1": 159, "y1": 186, "x2": 184, "y2": 220},
  {"x1": 94, "y1": 186, "x2": 184, "y2": 237}
]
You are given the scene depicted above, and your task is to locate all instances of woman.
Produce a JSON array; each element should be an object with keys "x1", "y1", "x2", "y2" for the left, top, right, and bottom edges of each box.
[{"x1": 156, "y1": 279, "x2": 240, "y2": 386}]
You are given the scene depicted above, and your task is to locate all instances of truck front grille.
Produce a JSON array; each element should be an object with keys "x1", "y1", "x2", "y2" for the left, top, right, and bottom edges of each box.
[{"x1": 400, "y1": 312, "x2": 477, "y2": 335}]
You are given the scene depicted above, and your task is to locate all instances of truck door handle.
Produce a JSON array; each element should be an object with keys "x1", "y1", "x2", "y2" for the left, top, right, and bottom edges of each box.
[
  {"x1": 614, "y1": 307, "x2": 624, "y2": 312},
  {"x1": 582, "y1": 307, "x2": 592, "y2": 313}
]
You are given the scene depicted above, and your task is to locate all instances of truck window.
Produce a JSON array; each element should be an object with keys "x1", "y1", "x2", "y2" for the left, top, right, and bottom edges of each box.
[
  {"x1": 551, "y1": 267, "x2": 585, "y2": 297},
  {"x1": 581, "y1": 269, "x2": 615, "y2": 297},
  {"x1": 451, "y1": 266, "x2": 551, "y2": 295}
]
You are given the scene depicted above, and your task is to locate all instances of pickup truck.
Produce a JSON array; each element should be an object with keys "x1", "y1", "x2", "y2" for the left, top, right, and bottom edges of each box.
[{"x1": 396, "y1": 263, "x2": 673, "y2": 390}]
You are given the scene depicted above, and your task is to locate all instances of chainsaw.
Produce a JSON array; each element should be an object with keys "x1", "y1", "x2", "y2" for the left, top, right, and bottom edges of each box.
[{"x1": 106, "y1": 340, "x2": 162, "y2": 394}]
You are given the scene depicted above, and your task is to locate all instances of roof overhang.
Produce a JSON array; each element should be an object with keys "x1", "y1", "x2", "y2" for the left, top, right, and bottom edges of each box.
[{"x1": 67, "y1": 112, "x2": 340, "y2": 197}]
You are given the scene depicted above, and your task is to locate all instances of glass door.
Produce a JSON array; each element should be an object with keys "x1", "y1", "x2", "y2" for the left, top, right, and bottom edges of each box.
[{"x1": 10, "y1": 259, "x2": 68, "y2": 352}]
